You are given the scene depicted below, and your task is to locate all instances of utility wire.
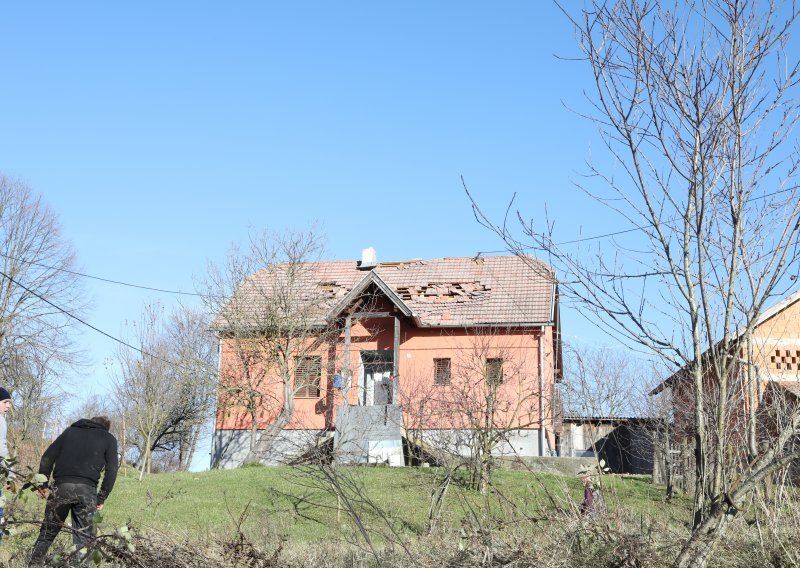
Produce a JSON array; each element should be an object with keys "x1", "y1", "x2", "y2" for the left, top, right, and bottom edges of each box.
[
  {"x1": 0, "y1": 253, "x2": 201, "y2": 297},
  {"x1": 0, "y1": 269, "x2": 195, "y2": 372},
  {"x1": 475, "y1": 185, "x2": 800, "y2": 255},
  {"x1": 0, "y1": 187, "x2": 793, "y2": 296}
]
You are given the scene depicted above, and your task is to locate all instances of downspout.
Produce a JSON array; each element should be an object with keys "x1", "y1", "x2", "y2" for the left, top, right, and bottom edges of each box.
[
  {"x1": 345, "y1": 315, "x2": 352, "y2": 401},
  {"x1": 541, "y1": 281, "x2": 557, "y2": 457},
  {"x1": 539, "y1": 325, "x2": 546, "y2": 456},
  {"x1": 210, "y1": 334, "x2": 222, "y2": 468},
  {"x1": 393, "y1": 316, "x2": 400, "y2": 404}
]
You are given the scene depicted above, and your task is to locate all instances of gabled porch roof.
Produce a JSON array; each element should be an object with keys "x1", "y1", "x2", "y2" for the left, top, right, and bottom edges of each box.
[{"x1": 328, "y1": 270, "x2": 414, "y2": 320}]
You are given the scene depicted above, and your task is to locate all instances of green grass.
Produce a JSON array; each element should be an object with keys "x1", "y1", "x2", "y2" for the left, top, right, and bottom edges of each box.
[
  {"x1": 94, "y1": 466, "x2": 690, "y2": 543},
  {"x1": 0, "y1": 466, "x2": 696, "y2": 567}
]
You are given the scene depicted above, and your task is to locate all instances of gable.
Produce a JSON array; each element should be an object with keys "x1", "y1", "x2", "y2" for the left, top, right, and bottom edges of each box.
[
  {"x1": 329, "y1": 271, "x2": 413, "y2": 319},
  {"x1": 651, "y1": 289, "x2": 800, "y2": 393}
]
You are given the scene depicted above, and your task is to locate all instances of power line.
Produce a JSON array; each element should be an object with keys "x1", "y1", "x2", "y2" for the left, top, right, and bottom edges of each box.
[
  {"x1": 475, "y1": 185, "x2": 800, "y2": 255},
  {"x1": 0, "y1": 269, "x2": 195, "y2": 373},
  {"x1": 0, "y1": 253, "x2": 201, "y2": 297}
]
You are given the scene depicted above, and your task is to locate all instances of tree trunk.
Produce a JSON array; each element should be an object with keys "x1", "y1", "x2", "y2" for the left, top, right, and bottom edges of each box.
[
  {"x1": 246, "y1": 366, "x2": 296, "y2": 463},
  {"x1": 139, "y1": 433, "x2": 151, "y2": 481},
  {"x1": 243, "y1": 406, "x2": 260, "y2": 465}
]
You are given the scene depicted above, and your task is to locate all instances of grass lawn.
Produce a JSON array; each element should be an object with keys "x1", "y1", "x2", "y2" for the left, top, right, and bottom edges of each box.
[
  {"x1": 13, "y1": 465, "x2": 797, "y2": 567},
  {"x1": 0, "y1": 465, "x2": 697, "y2": 567},
  {"x1": 93, "y1": 465, "x2": 690, "y2": 543}
]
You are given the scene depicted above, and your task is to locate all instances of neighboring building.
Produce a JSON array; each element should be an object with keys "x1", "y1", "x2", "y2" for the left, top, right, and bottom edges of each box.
[
  {"x1": 212, "y1": 251, "x2": 562, "y2": 467},
  {"x1": 651, "y1": 290, "x2": 800, "y2": 487},
  {"x1": 559, "y1": 416, "x2": 655, "y2": 474},
  {"x1": 653, "y1": 289, "x2": 800, "y2": 408}
]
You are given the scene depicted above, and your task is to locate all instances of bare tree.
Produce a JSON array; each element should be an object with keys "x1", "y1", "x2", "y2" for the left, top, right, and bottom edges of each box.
[
  {"x1": 203, "y1": 227, "x2": 337, "y2": 464},
  {"x1": 470, "y1": 1, "x2": 800, "y2": 564},
  {"x1": 2, "y1": 349, "x2": 62, "y2": 467},
  {"x1": 155, "y1": 306, "x2": 217, "y2": 470},
  {"x1": 113, "y1": 303, "x2": 174, "y2": 479},
  {"x1": 560, "y1": 344, "x2": 672, "y2": 489},
  {"x1": 112, "y1": 303, "x2": 217, "y2": 475},
  {"x1": 0, "y1": 176, "x2": 87, "y2": 462},
  {"x1": 560, "y1": 344, "x2": 649, "y2": 419},
  {"x1": 403, "y1": 328, "x2": 549, "y2": 494}
]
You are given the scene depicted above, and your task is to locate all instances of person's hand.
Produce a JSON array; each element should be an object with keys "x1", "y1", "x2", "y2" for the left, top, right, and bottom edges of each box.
[
  {"x1": 36, "y1": 487, "x2": 49, "y2": 500},
  {"x1": 96, "y1": 502, "x2": 104, "y2": 512}
]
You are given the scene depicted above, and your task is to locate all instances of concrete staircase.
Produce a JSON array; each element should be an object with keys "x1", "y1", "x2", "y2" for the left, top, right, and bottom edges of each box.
[{"x1": 333, "y1": 404, "x2": 405, "y2": 466}]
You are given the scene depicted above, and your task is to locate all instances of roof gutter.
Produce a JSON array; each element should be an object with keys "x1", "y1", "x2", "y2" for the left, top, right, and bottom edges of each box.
[{"x1": 413, "y1": 321, "x2": 555, "y2": 329}]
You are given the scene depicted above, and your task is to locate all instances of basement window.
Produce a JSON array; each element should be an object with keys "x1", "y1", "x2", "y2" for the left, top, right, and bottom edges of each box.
[
  {"x1": 433, "y1": 358, "x2": 451, "y2": 386},
  {"x1": 295, "y1": 356, "x2": 322, "y2": 397},
  {"x1": 486, "y1": 358, "x2": 504, "y2": 385}
]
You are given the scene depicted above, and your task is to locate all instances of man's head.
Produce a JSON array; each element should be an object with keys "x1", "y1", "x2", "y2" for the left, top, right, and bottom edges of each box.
[
  {"x1": 0, "y1": 388, "x2": 12, "y2": 415},
  {"x1": 91, "y1": 416, "x2": 111, "y2": 431}
]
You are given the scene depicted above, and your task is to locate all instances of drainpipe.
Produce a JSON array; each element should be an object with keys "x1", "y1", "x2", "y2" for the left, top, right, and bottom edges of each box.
[
  {"x1": 539, "y1": 325, "x2": 546, "y2": 457},
  {"x1": 210, "y1": 335, "x2": 222, "y2": 468}
]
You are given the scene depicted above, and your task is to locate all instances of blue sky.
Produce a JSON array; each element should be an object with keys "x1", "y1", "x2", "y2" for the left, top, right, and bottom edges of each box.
[{"x1": 0, "y1": 2, "x2": 616, "y2": 464}]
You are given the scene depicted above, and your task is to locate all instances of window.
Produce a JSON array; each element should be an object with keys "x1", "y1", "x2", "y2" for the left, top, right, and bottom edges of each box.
[
  {"x1": 295, "y1": 356, "x2": 322, "y2": 397},
  {"x1": 486, "y1": 358, "x2": 504, "y2": 385},
  {"x1": 433, "y1": 358, "x2": 451, "y2": 385}
]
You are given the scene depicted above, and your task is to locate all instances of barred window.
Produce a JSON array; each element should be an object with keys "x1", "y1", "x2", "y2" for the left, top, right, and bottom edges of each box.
[
  {"x1": 295, "y1": 356, "x2": 322, "y2": 397},
  {"x1": 433, "y1": 358, "x2": 451, "y2": 385},
  {"x1": 486, "y1": 358, "x2": 504, "y2": 385}
]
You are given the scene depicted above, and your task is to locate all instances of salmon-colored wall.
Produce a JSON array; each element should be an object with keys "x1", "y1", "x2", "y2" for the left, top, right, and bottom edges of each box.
[{"x1": 216, "y1": 316, "x2": 558, "y2": 444}]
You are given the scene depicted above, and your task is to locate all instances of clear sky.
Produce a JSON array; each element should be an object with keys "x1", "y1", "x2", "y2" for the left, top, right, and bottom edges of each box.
[{"x1": 0, "y1": 2, "x2": 617, "y2": 465}]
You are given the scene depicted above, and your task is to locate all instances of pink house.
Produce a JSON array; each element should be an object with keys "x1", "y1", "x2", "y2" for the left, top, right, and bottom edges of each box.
[{"x1": 212, "y1": 251, "x2": 562, "y2": 467}]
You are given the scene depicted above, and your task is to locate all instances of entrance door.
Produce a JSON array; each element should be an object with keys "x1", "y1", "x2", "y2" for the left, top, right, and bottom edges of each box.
[{"x1": 361, "y1": 351, "x2": 393, "y2": 405}]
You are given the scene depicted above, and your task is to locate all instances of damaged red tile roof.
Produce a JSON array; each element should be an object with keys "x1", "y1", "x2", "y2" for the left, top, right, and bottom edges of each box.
[{"x1": 218, "y1": 255, "x2": 556, "y2": 329}]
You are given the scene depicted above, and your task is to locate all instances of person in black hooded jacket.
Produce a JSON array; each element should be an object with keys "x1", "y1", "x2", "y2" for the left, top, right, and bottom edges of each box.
[{"x1": 28, "y1": 416, "x2": 118, "y2": 567}]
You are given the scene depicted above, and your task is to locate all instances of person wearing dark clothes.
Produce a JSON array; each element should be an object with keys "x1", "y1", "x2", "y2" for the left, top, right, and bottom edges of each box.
[{"x1": 28, "y1": 416, "x2": 118, "y2": 567}]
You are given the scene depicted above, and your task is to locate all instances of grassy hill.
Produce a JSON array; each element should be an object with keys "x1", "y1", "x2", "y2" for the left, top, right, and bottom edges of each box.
[
  {"x1": 100, "y1": 465, "x2": 683, "y2": 541},
  {"x1": 5, "y1": 465, "x2": 773, "y2": 567}
]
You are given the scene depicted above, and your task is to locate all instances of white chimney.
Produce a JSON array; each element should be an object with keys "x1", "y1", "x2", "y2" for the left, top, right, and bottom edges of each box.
[{"x1": 359, "y1": 247, "x2": 377, "y2": 269}]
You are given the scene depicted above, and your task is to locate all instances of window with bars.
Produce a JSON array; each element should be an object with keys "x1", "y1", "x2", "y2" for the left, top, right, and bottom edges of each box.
[
  {"x1": 295, "y1": 356, "x2": 322, "y2": 397},
  {"x1": 433, "y1": 358, "x2": 451, "y2": 385},
  {"x1": 486, "y1": 358, "x2": 504, "y2": 385}
]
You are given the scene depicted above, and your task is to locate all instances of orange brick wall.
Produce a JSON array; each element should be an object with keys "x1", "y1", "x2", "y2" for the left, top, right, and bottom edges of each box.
[{"x1": 750, "y1": 301, "x2": 800, "y2": 379}]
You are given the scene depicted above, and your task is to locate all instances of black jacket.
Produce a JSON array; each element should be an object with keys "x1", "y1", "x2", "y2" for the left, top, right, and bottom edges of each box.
[{"x1": 38, "y1": 418, "x2": 119, "y2": 503}]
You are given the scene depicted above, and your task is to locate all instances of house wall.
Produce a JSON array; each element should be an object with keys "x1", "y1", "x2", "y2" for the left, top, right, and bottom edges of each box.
[
  {"x1": 669, "y1": 299, "x2": 800, "y2": 427},
  {"x1": 749, "y1": 300, "x2": 800, "y2": 382},
  {"x1": 663, "y1": 299, "x2": 800, "y2": 486},
  {"x1": 561, "y1": 422, "x2": 616, "y2": 458},
  {"x1": 215, "y1": 315, "x2": 559, "y2": 456}
]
